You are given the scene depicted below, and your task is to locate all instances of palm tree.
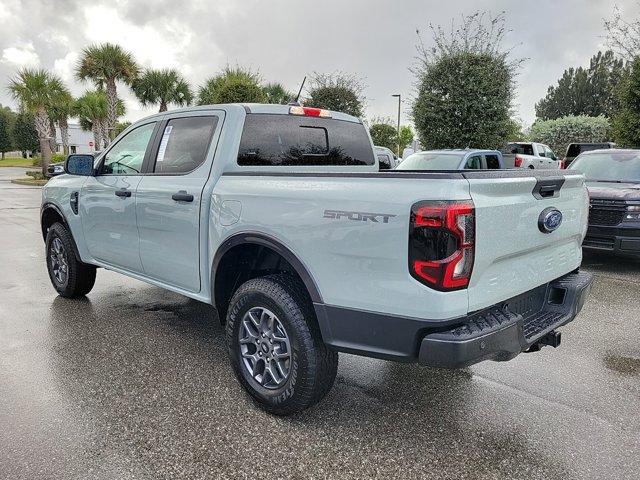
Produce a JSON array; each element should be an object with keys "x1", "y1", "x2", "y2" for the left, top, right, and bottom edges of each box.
[
  {"x1": 48, "y1": 89, "x2": 74, "y2": 155},
  {"x1": 74, "y1": 90, "x2": 124, "y2": 151},
  {"x1": 74, "y1": 91, "x2": 107, "y2": 151},
  {"x1": 263, "y1": 82, "x2": 294, "y2": 104},
  {"x1": 132, "y1": 69, "x2": 193, "y2": 112},
  {"x1": 76, "y1": 43, "x2": 138, "y2": 143},
  {"x1": 8, "y1": 68, "x2": 66, "y2": 174}
]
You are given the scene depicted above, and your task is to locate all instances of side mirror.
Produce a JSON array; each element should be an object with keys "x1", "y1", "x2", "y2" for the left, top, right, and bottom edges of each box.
[{"x1": 64, "y1": 154, "x2": 95, "y2": 176}]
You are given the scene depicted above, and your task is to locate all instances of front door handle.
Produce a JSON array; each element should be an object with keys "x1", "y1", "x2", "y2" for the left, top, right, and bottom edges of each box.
[
  {"x1": 172, "y1": 190, "x2": 194, "y2": 202},
  {"x1": 115, "y1": 188, "x2": 131, "y2": 198}
]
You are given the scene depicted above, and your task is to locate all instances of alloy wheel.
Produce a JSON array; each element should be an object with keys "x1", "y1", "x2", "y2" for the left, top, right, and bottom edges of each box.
[
  {"x1": 49, "y1": 237, "x2": 68, "y2": 286},
  {"x1": 239, "y1": 306, "x2": 292, "y2": 389}
]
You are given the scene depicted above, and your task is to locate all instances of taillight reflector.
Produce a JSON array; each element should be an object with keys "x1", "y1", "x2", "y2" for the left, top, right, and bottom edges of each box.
[{"x1": 514, "y1": 155, "x2": 523, "y2": 167}]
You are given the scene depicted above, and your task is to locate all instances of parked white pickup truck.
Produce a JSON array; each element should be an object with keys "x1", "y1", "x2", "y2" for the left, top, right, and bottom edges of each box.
[
  {"x1": 502, "y1": 142, "x2": 562, "y2": 169},
  {"x1": 41, "y1": 104, "x2": 592, "y2": 414}
]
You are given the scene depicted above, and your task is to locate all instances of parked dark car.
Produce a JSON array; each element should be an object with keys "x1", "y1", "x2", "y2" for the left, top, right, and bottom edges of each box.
[
  {"x1": 564, "y1": 142, "x2": 615, "y2": 168},
  {"x1": 568, "y1": 149, "x2": 640, "y2": 257}
]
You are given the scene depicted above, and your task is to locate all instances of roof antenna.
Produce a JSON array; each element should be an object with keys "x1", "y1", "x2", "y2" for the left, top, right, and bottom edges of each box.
[{"x1": 289, "y1": 76, "x2": 306, "y2": 106}]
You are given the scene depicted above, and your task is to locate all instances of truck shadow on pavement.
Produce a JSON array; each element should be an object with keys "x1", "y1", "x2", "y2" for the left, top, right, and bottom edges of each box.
[{"x1": 44, "y1": 286, "x2": 571, "y2": 479}]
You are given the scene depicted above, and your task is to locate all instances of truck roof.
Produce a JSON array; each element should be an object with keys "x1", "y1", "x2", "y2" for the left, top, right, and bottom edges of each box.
[
  {"x1": 417, "y1": 149, "x2": 501, "y2": 156},
  {"x1": 135, "y1": 103, "x2": 362, "y2": 124}
]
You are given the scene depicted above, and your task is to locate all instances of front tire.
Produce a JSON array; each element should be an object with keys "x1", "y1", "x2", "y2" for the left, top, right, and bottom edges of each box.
[
  {"x1": 226, "y1": 274, "x2": 338, "y2": 415},
  {"x1": 45, "y1": 222, "x2": 96, "y2": 298}
]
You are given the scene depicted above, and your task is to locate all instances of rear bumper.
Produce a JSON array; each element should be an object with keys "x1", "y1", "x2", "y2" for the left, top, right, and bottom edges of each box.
[
  {"x1": 314, "y1": 270, "x2": 593, "y2": 368},
  {"x1": 418, "y1": 271, "x2": 593, "y2": 368},
  {"x1": 583, "y1": 224, "x2": 640, "y2": 257}
]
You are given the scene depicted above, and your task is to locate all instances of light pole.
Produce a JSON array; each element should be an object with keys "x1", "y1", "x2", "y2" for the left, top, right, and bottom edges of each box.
[{"x1": 391, "y1": 94, "x2": 401, "y2": 157}]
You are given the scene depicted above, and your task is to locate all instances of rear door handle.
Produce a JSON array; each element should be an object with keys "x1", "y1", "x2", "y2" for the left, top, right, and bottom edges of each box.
[
  {"x1": 172, "y1": 190, "x2": 194, "y2": 202},
  {"x1": 115, "y1": 188, "x2": 131, "y2": 198}
]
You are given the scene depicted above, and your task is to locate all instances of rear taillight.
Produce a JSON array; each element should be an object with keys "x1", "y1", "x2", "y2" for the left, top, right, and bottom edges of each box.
[
  {"x1": 559, "y1": 160, "x2": 565, "y2": 169},
  {"x1": 409, "y1": 201, "x2": 475, "y2": 291},
  {"x1": 514, "y1": 155, "x2": 523, "y2": 167}
]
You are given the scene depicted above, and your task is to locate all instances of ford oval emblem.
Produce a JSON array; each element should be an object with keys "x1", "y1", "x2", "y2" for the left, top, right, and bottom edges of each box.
[{"x1": 538, "y1": 207, "x2": 563, "y2": 233}]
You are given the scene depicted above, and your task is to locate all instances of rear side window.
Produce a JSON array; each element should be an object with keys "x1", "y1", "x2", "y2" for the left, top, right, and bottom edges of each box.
[
  {"x1": 504, "y1": 143, "x2": 534, "y2": 156},
  {"x1": 465, "y1": 155, "x2": 482, "y2": 169},
  {"x1": 485, "y1": 154, "x2": 501, "y2": 169},
  {"x1": 237, "y1": 114, "x2": 375, "y2": 166},
  {"x1": 153, "y1": 116, "x2": 217, "y2": 174}
]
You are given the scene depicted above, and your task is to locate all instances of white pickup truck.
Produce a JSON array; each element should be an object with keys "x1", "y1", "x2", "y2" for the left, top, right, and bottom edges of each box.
[
  {"x1": 40, "y1": 104, "x2": 593, "y2": 414},
  {"x1": 502, "y1": 142, "x2": 562, "y2": 169}
]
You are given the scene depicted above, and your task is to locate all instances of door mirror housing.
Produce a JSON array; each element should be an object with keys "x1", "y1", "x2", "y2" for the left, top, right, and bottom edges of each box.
[{"x1": 64, "y1": 154, "x2": 95, "y2": 176}]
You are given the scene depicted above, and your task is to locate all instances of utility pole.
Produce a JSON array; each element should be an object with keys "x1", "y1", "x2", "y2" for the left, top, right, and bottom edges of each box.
[{"x1": 391, "y1": 94, "x2": 401, "y2": 157}]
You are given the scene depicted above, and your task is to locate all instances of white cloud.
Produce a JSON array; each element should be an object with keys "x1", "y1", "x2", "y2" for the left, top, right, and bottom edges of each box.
[
  {"x1": 53, "y1": 52, "x2": 79, "y2": 84},
  {"x1": 82, "y1": 5, "x2": 201, "y2": 70},
  {"x1": 1, "y1": 44, "x2": 40, "y2": 68}
]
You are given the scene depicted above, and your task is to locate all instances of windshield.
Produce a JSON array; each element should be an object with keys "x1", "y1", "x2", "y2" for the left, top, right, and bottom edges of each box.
[
  {"x1": 395, "y1": 152, "x2": 464, "y2": 170},
  {"x1": 568, "y1": 151, "x2": 640, "y2": 182}
]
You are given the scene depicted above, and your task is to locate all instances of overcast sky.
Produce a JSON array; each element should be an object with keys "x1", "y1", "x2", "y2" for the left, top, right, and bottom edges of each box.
[{"x1": 1, "y1": 0, "x2": 638, "y2": 128}]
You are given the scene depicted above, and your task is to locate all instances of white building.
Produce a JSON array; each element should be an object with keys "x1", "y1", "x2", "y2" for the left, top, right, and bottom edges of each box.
[{"x1": 54, "y1": 123, "x2": 95, "y2": 154}]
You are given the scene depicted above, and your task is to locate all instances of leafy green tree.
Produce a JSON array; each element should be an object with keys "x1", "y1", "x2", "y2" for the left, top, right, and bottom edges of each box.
[
  {"x1": 132, "y1": 69, "x2": 192, "y2": 112},
  {"x1": 506, "y1": 118, "x2": 527, "y2": 141},
  {"x1": 530, "y1": 115, "x2": 611, "y2": 156},
  {"x1": 76, "y1": 43, "x2": 139, "y2": 142},
  {"x1": 612, "y1": 57, "x2": 640, "y2": 147},
  {"x1": 13, "y1": 112, "x2": 39, "y2": 156},
  {"x1": 535, "y1": 51, "x2": 626, "y2": 120},
  {"x1": 8, "y1": 68, "x2": 66, "y2": 173},
  {"x1": 113, "y1": 121, "x2": 131, "y2": 138},
  {"x1": 369, "y1": 123, "x2": 397, "y2": 151},
  {"x1": 399, "y1": 125, "x2": 414, "y2": 150},
  {"x1": 0, "y1": 106, "x2": 16, "y2": 159},
  {"x1": 412, "y1": 12, "x2": 520, "y2": 149},
  {"x1": 305, "y1": 72, "x2": 365, "y2": 117},
  {"x1": 197, "y1": 67, "x2": 266, "y2": 105},
  {"x1": 263, "y1": 82, "x2": 294, "y2": 104}
]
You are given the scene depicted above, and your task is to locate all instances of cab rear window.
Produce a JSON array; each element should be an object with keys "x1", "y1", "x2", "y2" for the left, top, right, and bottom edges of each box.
[{"x1": 237, "y1": 114, "x2": 374, "y2": 166}]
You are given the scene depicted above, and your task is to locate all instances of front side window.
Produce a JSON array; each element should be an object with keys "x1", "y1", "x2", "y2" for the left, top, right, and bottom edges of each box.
[
  {"x1": 99, "y1": 122, "x2": 155, "y2": 175},
  {"x1": 544, "y1": 146, "x2": 556, "y2": 159},
  {"x1": 237, "y1": 114, "x2": 374, "y2": 166},
  {"x1": 153, "y1": 116, "x2": 218, "y2": 174},
  {"x1": 537, "y1": 145, "x2": 546, "y2": 157}
]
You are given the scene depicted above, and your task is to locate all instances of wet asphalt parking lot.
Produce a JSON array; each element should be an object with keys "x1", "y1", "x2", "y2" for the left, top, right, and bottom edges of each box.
[{"x1": 0, "y1": 167, "x2": 639, "y2": 480}]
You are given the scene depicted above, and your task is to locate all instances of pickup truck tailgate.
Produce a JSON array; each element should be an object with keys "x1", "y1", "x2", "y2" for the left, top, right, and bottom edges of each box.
[{"x1": 465, "y1": 171, "x2": 588, "y2": 312}]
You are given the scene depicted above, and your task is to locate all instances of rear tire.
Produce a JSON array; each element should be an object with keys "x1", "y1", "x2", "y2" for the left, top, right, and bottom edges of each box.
[
  {"x1": 45, "y1": 222, "x2": 96, "y2": 298},
  {"x1": 226, "y1": 274, "x2": 338, "y2": 415}
]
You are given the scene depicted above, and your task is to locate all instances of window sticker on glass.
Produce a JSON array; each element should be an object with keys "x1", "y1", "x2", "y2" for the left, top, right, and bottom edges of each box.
[{"x1": 156, "y1": 125, "x2": 173, "y2": 162}]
